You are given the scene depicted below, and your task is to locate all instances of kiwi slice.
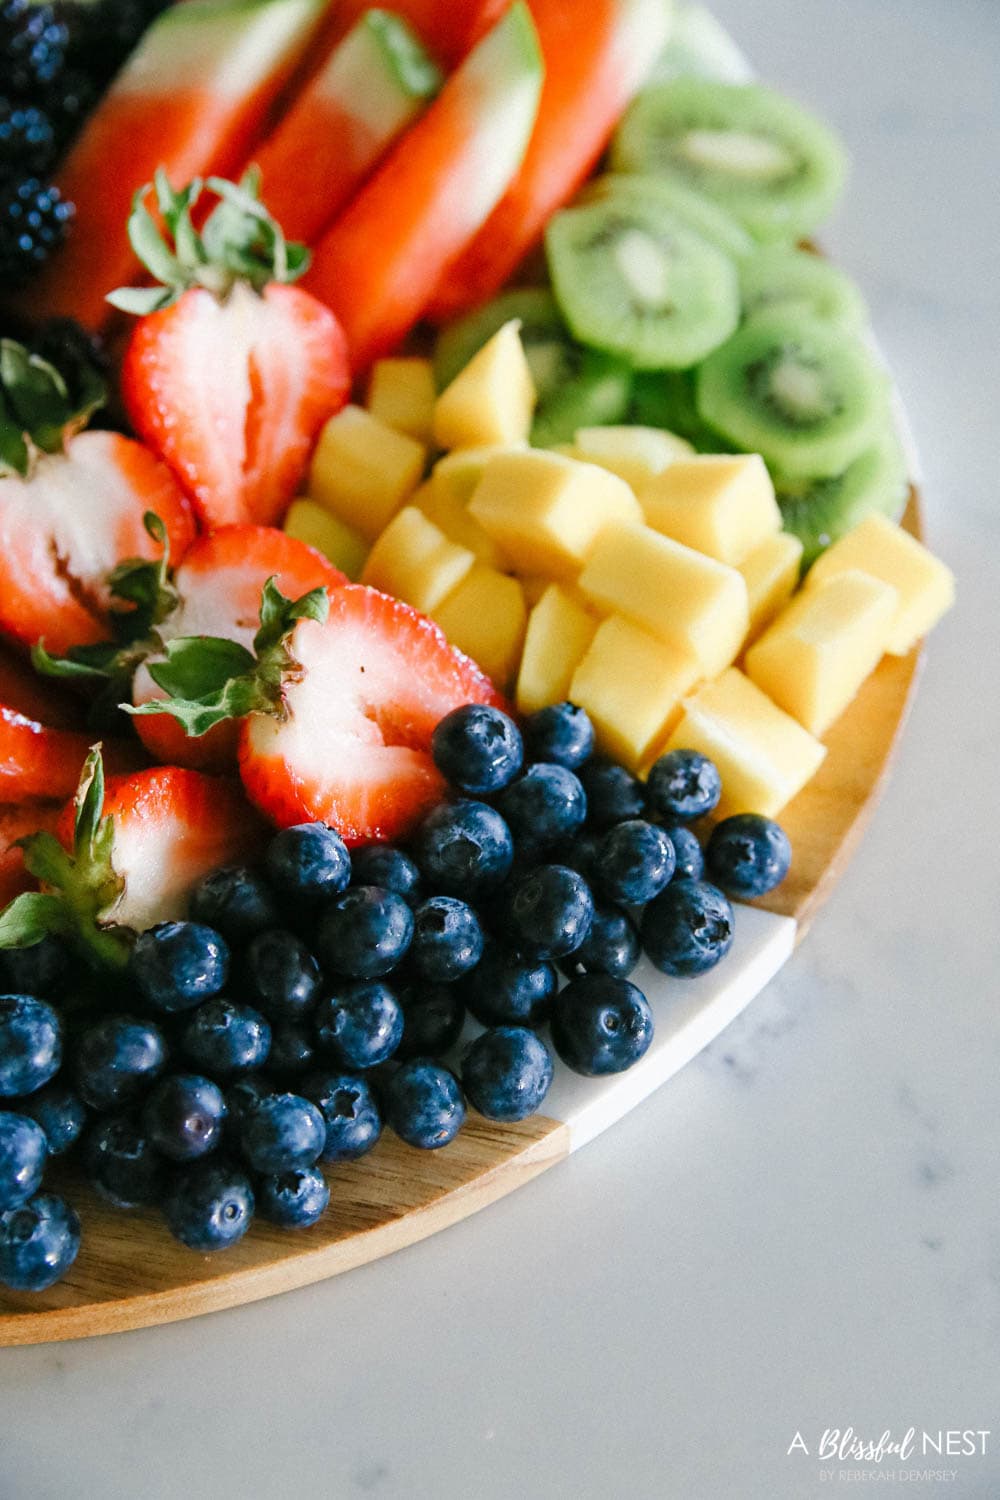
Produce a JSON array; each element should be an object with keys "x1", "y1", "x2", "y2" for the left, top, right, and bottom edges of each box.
[
  {"x1": 648, "y1": 2, "x2": 753, "y2": 86},
  {"x1": 775, "y1": 431, "x2": 909, "y2": 568},
  {"x1": 740, "y1": 247, "x2": 867, "y2": 330},
  {"x1": 530, "y1": 354, "x2": 634, "y2": 446},
  {"x1": 629, "y1": 369, "x2": 732, "y2": 452},
  {"x1": 545, "y1": 197, "x2": 739, "y2": 370},
  {"x1": 695, "y1": 311, "x2": 889, "y2": 478},
  {"x1": 579, "y1": 172, "x2": 755, "y2": 261},
  {"x1": 611, "y1": 79, "x2": 847, "y2": 243}
]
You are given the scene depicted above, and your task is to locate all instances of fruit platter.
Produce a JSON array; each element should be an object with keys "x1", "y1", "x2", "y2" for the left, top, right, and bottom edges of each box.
[{"x1": 0, "y1": 0, "x2": 954, "y2": 1343}]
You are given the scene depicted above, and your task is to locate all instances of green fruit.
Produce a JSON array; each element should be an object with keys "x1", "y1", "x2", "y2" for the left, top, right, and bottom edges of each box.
[
  {"x1": 629, "y1": 369, "x2": 731, "y2": 451},
  {"x1": 775, "y1": 431, "x2": 909, "y2": 568},
  {"x1": 579, "y1": 172, "x2": 755, "y2": 260},
  {"x1": 740, "y1": 246, "x2": 867, "y2": 330}
]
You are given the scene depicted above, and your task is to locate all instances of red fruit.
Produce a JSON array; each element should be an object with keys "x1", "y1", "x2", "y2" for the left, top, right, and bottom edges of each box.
[
  {"x1": 121, "y1": 282, "x2": 351, "y2": 529},
  {"x1": 238, "y1": 584, "x2": 505, "y2": 844},
  {"x1": 0, "y1": 430, "x2": 196, "y2": 655},
  {"x1": 133, "y1": 525, "x2": 346, "y2": 772},
  {"x1": 0, "y1": 802, "x2": 61, "y2": 908},
  {"x1": 0, "y1": 642, "x2": 85, "y2": 731},
  {"x1": 0, "y1": 703, "x2": 141, "y2": 804}
]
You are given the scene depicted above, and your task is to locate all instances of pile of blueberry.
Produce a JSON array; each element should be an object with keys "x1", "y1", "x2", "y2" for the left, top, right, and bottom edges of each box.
[{"x1": 0, "y1": 701, "x2": 791, "y2": 1292}]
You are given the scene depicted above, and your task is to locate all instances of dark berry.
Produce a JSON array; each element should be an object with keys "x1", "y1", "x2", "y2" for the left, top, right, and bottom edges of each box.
[
  {"x1": 0, "y1": 177, "x2": 73, "y2": 285},
  {"x1": 29, "y1": 317, "x2": 108, "y2": 411},
  {"x1": 408, "y1": 896, "x2": 483, "y2": 984},
  {"x1": 559, "y1": 903, "x2": 641, "y2": 980},
  {"x1": 0, "y1": 1192, "x2": 80, "y2": 1291},
  {"x1": 314, "y1": 981, "x2": 403, "y2": 1071},
  {"x1": 47, "y1": 65, "x2": 97, "y2": 145},
  {"x1": 302, "y1": 1071, "x2": 382, "y2": 1162},
  {"x1": 386, "y1": 1060, "x2": 465, "y2": 1150},
  {"x1": 244, "y1": 929, "x2": 322, "y2": 1022},
  {"x1": 182, "y1": 999, "x2": 270, "y2": 1079},
  {"x1": 84, "y1": 1114, "x2": 163, "y2": 1208},
  {"x1": 646, "y1": 749, "x2": 722, "y2": 822},
  {"x1": 162, "y1": 1160, "x2": 254, "y2": 1252},
  {"x1": 189, "y1": 866, "x2": 279, "y2": 945},
  {"x1": 224, "y1": 1074, "x2": 271, "y2": 1141},
  {"x1": 130, "y1": 921, "x2": 230, "y2": 1013},
  {"x1": 523, "y1": 702, "x2": 594, "y2": 770},
  {"x1": 316, "y1": 886, "x2": 413, "y2": 979},
  {"x1": 265, "y1": 823, "x2": 351, "y2": 902},
  {"x1": 1, "y1": 1, "x2": 68, "y2": 97},
  {"x1": 257, "y1": 1166, "x2": 329, "y2": 1229},
  {"x1": 497, "y1": 763, "x2": 587, "y2": 854},
  {"x1": 578, "y1": 759, "x2": 645, "y2": 827},
  {"x1": 20, "y1": 1083, "x2": 87, "y2": 1156},
  {"x1": 142, "y1": 1073, "x2": 226, "y2": 1163},
  {"x1": 705, "y1": 814, "x2": 791, "y2": 898},
  {"x1": 551, "y1": 975, "x2": 654, "y2": 1076},
  {"x1": 0, "y1": 97, "x2": 56, "y2": 177},
  {"x1": 595, "y1": 819, "x2": 676, "y2": 905},
  {"x1": 413, "y1": 799, "x2": 513, "y2": 896},
  {"x1": 431, "y1": 703, "x2": 523, "y2": 794},
  {"x1": 461, "y1": 1027, "x2": 553, "y2": 1122},
  {"x1": 349, "y1": 846, "x2": 422, "y2": 907},
  {"x1": 74, "y1": 1015, "x2": 164, "y2": 1111},
  {"x1": 459, "y1": 940, "x2": 556, "y2": 1028},
  {"x1": 265, "y1": 1023, "x2": 317, "y2": 1081},
  {"x1": 239, "y1": 1092, "x2": 325, "y2": 1173},
  {"x1": 661, "y1": 824, "x2": 704, "y2": 881},
  {"x1": 504, "y1": 864, "x2": 594, "y2": 961},
  {"x1": 0, "y1": 935, "x2": 67, "y2": 997},
  {"x1": 641, "y1": 880, "x2": 735, "y2": 976},
  {"x1": 0, "y1": 1111, "x2": 47, "y2": 1210},
  {"x1": 553, "y1": 827, "x2": 603, "y2": 883},
  {"x1": 395, "y1": 983, "x2": 465, "y2": 1060},
  {"x1": 0, "y1": 994, "x2": 61, "y2": 1098}
]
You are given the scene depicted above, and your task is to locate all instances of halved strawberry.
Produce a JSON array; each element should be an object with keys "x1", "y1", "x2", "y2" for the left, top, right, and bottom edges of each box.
[
  {"x1": 0, "y1": 802, "x2": 61, "y2": 909},
  {"x1": 0, "y1": 703, "x2": 141, "y2": 803},
  {"x1": 0, "y1": 640, "x2": 85, "y2": 730}
]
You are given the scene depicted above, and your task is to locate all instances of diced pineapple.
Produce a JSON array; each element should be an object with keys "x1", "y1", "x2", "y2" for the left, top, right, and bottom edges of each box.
[
  {"x1": 414, "y1": 479, "x2": 510, "y2": 570},
  {"x1": 309, "y1": 405, "x2": 426, "y2": 542},
  {"x1": 577, "y1": 523, "x2": 748, "y2": 676},
  {"x1": 468, "y1": 450, "x2": 642, "y2": 580},
  {"x1": 661, "y1": 668, "x2": 827, "y2": 818},
  {"x1": 433, "y1": 320, "x2": 536, "y2": 450},
  {"x1": 431, "y1": 444, "x2": 526, "y2": 508},
  {"x1": 745, "y1": 568, "x2": 897, "y2": 736},
  {"x1": 283, "y1": 499, "x2": 368, "y2": 581},
  {"x1": 433, "y1": 566, "x2": 527, "y2": 689},
  {"x1": 639, "y1": 454, "x2": 781, "y2": 565},
  {"x1": 361, "y1": 507, "x2": 474, "y2": 614},
  {"x1": 570, "y1": 425, "x2": 694, "y2": 490},
  {"x1": 570, "y1": 615, "x2": 701, "y2": 770},
  {"x1": 739, "y1": 531, "x2": 804, "y2": 642},
  {"x1": 366, "y1": 357, "x2": 437, "y2": 442},
  {"x1": 805, "y1": 513, "x2": 955, "y2": 655},
  {"x1": 516, "y1": 584, "x2": 599, "y2": 714}
]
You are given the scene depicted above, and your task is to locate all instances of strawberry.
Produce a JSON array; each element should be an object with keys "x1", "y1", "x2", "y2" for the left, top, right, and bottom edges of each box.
[
  {"x1": 0, "y1": 698, "x2": 140, "y2": 803},
  {"x1": 114, "y1": 172, "x2": 351, "y2": 529},
  {"x1": 0, "y1": 802, "x2": 61, "y2": 910},
  {"x1": 0, "y1": 640, "x2": 85, "y2": 730}
]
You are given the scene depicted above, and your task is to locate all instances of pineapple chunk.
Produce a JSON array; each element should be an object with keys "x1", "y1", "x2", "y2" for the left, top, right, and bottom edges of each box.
[
  {"x1": 571, "y1": 425, "x2": 694, "y2": 490},
  {"x1": 431, "y1": 444, "x2": 526, "y2": 507},
  {"x1": 283, "y1": 499, "x2": 368, "y2": 581},
  {"x1": 578, "y1": 522, "x2": 749, "y2": 676},
  {"x1": 309, "y1": 405, "x2": 426, "y2": 542},
  {"x1": 661, "y1": 668, "x2": 827, "y2": 819},
  {"x1": 415, "y1": 478, "x2": 510, "y2": 570},
  {"x1": 468, "y1": 450, "x2": 642, "y2": 580},
  {"x1": 433, "y1": 320, "x2": 535, "y2": 450},
  {"x1": 361, "y1": 507, "x2": 474, "y2": 614},
  {"x1": 640, "y1": 454, "x2": 781, "y2": 565},
  {"x1": 433, "y1": 566, "x2": 527, "y2": 689},
  {"x1": 739, "y1": 531, "x2": 804, "y2": 643},
  {"x1": 570, "y1": 615, "x2": 701, "y2": 771},
  {"x1": 366, "y1": 357, "x2": 437, "y2": 442},
  {"x1": 805, "y1": 513, "x2": 955, "y2": 655},
  {"x1": 745, "y1": 568, "x2": 897, "y2": 736},
  {"x1": 516, "y1": 584, "x2": 599, "y2": 714}
]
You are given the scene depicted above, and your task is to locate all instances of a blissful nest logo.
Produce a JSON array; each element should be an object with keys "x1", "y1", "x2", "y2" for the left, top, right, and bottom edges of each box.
[{"x1": 786, "y1": 1429, "x2": 991, "y2": 1484}]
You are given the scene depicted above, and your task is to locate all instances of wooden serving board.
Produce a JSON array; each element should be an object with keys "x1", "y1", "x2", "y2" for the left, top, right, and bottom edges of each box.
[{"x1": 0, "y1": 494, "x2": 924, "y2": 1347}]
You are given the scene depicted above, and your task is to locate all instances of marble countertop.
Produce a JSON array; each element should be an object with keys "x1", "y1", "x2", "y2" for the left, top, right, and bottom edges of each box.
[{"x1": 2, "y1": 1, "x2": 998, "y2": 1495}]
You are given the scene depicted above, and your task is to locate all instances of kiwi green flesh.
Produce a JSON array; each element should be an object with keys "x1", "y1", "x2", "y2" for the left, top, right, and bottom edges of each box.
[
  {"x1": 579, "y1": 173, "x2": 755, "y2": 260},
  {"x1": 433, "y1": 288, "x2": 563, "y2": 391},
  {"x1": 531, "y1": 351, "x2": 633, "y2": 447},
  {"x1": 739, "y1": 247, "x2": 867, "y2": 331},
  {"x1": 629, "y1": 369, "x2": 734, "y2": 451},
  {"x1": 775, "y1": 432, "x2": 909, "y2": 568}
]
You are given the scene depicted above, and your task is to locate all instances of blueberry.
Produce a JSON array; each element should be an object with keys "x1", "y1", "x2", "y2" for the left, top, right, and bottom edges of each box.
[
  {"x1": 224, "y1": 1074, "x2": 271, "y2": 1141},
  {"x1": 239, "y1": 1092, "x2": 325, "y2": 1173},
  {"x1": 641, "y1": 880, "x2": 734, "y2": 976},
  {"x1": 504, "y1": 865, "x2": 594, "y2": 961},
  {"x1": 256, "y1": 1166, "x2": 330, "y2": 1229},
  {"x1": 559, "y1": 903, "x2": 641, "y2": 980},
  {"x1": 20, "y1": 1083, "x2": 87, "y2": 1156},
  {"x1": 0, "y1": 935, "x2": 67, "y2": 997},
  {"x1": 705, "y1": 814, "x2": 791, "y2": 898},
  {"x1": 84, "y1": 1114, "x2": 164, "y2": 1208},
  {"x1": 189, "y1": 866, "x2": 279, "y2": 944},
  {"x1": 595, "y1": 819, "x2": 676, "y2": 906},
  {"x1": 316, "y1": 886, "x2": 413, "y2": 979},
  {"x1": 409, "y1": 897, "x2": 484, "y2": 983},
  {"x1": 265, "y1": 823, "x2": 351, "y2": 902},
  {"x1": 0, "y1": 994, "x2": 61, "y2": 1098},
  {"x1": 553, "y1": 828, "x2": 603, "y2": 883},
  {"x1": 460, "y1": 940, "x2": 556, "y2": 1028},
  {"x1": 0, "y1": 1112, "x2": 47, "y2": 1209},
  {"x1": 244, "y1": 929, "x2": 322, "y2": 1022},
  {"x1": 74, "y1": 1015, "x2": 165, "y2": 1111},
  {"x1": 395, "y1": 983, "x2": 465, "y2": 1060},
  {"x1": 431, "y1": 704, "x2": 523, "y2": 794},
  {"x1": 349, "y1": 846, "x2": 422, "y2": 907},
  {"x1": 265, "y1": 1023, "x2": 317, "y2": 1081},
  {"x1": 551, "y1": 976, "x2": 654, "y2": 1076},
  {"x1": 143, "y1": 1074, "x2": 226, "y2": 1162},
  {"x1": 314, "y1": 981, "x2": 403, "y2": 1070},
  {"x1": 413, "y1": 799, "x2": 513, "y2": 896},
  {"x1": 130, "y1": 922, "x2": 229, "y2": 1013},
  {"x1": 661, "y1": 824, "x2": 704, "y2": 881},
  {"x1": 182, "y1": 1000, "x2": 271, "y2": 1078},
  {"x1": 497, "y1": 763, "x2": 587, "y2": 854},
  {"x1": 645, "y1": 749, "x2": 722, "y2": 822},
  {"x1": 461, "y1": 1027, "x2": 553, "y2": 1121},
  {"x1": 578, "y1": 760, "x2": 645, "y2": 827},
  {"x1": 0, "y1": 1193, "x2": 81, "y2": 1291},
  {"x1": 386, "y1": 1060, "x2": 465, "y2": 1150},
  {"x1": 302, "y1": 1071, "x2": 382, "y2": 1162},
  {"x1": 523, "y1": 702, "x2": 594, "y2": 770},
  {"x1": 162, "y1": 1161, "x2": 254, "y2": 1252}
]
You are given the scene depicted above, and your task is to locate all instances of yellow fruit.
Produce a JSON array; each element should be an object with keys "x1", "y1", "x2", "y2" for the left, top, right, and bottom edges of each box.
[
  {"x1": 283, "y1": 499, "x2": 368, "y2": 581},
  {"x1": 361, "y1": 507, "x2": 474, "y2": 614},
  {"x1": 433, "y1": 320, "x2": 536, "y2": 450},
  {"x1": 805, "y1": 513, "x2": 955, "y2": 655},
  {"x1": 570, "y1": 615, "x2": 701, "y2": 770},
  {"x1": 431, "y1": 444, "x2": 526, "y2": 508},
  {"x1": 744, "y1": 568, "x2": 897, "y2": 736},
  {"x1": 639, "y1": 453, "x2": 781, "y2": 565},
  {"x1": 577, "y1": 522, "x2": 748, "y2": 676},
  {"x1": 433, "y1": 566, "x2": 527, "y2": 689},
  {"x1": 662, "y1": 668, "x2": 826, "y2": 818},
  {"x1": 308, "y1": 405, "x2": 426, "y2": 541},
  {"x1": 366, "y1": 357, "x2": 437, "y2": 442},
  {"x1": 739, "y1": 531, "x2": 804, "y2": 643},
  {"x1": 570, "y1": 424, "x2": 694, "y2": 490},
  {"x1": 414, "y1": 479, "x2": 510, "y2": 570},
  {"x1": 516, "y1": 584, "x2": 599, "y2": 714},
  {"x1": 468, "y1": 449, "x2": 642, "y2": 580}
]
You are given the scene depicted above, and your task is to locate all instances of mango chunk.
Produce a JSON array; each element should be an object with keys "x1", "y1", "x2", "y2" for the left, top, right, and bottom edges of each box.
[
  {"x1": 516, "y1": 584, "x2": 599, "y2": 715},
  {"x1": 309, "y1": 405, "x2": 426, "y2": 542},
  {"x1": 805, "y1": 513, "x2": 955, "y2": 655},
  {"x1": 739, "y1": 531, "x2": 804, "y2": 642},
  {"x1": 366, "y1": 357, "x2": 437, "y2": 442},
  {"x1": 283, "y1": 499, "x2": 368, "y2": 581},
  {"x1": 431, "y1": 444, "x2": 526, "y2": 508},
  {"x1": 361, "y1": 506, "x2": 474, "y2": 614},
  {"x1": 469, "y1": 450, "x2": 642, "y2": 581},
  {"x1": 414, "y1": 481, "x2": 510, "y2": 571},
  {"x1": 662, "y1": 668, "x2": 827, "y2": 818},
  {"x1": 745, "y1": 568, "x2": 897, "y2": 736},
  {"x1": 640, "y1": 454, "x2": 781, "y2": 565},
  {"x1": 578, "y1": 522, "x2": 748, "y2": 676},
  {"x1": 570, "y1": 615, "x2": 701, "y2": 771},
  {"x1": 571, "y1": 424, "x2": 694, "y2": 490},
  {"x1": 433, "y1": 565, "x2": 527, "y2": 689},
  {"x1": 433, "y1": 320, "x2": 536, "y2": 450}
]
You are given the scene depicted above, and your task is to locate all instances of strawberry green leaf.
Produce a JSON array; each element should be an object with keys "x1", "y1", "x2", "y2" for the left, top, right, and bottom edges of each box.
[
  {"x1": 127, "y1": 670, "x2": 272, "y2": 737},
  {"x1": 18, "y1": 830, "x2": 75, "y2": 891},
  {"x1": 106, "y1": 511, "x2": 178, "y2": 639},
  {"x1": 0, "y1": 336, "x2": 108, "y2": 467},
  {"x1": 146, "y1": 636, "x2": 257, "y2": 700},
  {"x1": 73, "y1": 746, "x2": 105, "y2": 854},
  {"x1": 0, "y1": 892, "x2": 73, "y2": 949},
  {"x1": 255, "y1": 577, "x2": 329, "y2": 653},
  {"x1": 0, "y1": 390, "x2": 30, "y2": 477}
]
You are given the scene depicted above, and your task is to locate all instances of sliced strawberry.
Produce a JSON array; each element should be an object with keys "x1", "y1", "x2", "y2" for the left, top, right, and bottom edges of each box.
[
  {"x1": 0, "y1": 802, "x2": 61, "y2": 908},
  {"x1": 0, "y1": 704, "x2": 141, "y2": 804},
  {"x1": 238, "y1": 585, "x2": 505, "y2": 844},
  {"x1": 0, "y1": 641, "x2": 85, "y2": 730}
]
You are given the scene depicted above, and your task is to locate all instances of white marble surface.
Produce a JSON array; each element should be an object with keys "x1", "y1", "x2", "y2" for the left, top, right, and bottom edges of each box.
[{"x1": 2, "y1": 2, "x2": 998, "y2": 1495}]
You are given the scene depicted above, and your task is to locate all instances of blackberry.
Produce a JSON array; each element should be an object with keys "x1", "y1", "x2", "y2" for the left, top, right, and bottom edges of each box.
[
  {"x1": 49, "y1": 67, "x2": 99, "y2": 148},
  {"x1": 1, "y1": 0, "x2": 68, "y2": 98},
  {"x1": 0, "y1": 177, "x2": 73, "y2": 285},
  {"x1": 29, "y1": 318, "x2": 109, "y2": 406},
  {"x1": 0, "y1": 98, "x2": 57, "y2": 178}
]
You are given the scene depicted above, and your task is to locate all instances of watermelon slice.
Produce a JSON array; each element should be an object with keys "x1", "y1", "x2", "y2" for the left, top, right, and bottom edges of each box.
[{"x1": 315, "y1": 0, "x2": 507, "y2": 70}]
